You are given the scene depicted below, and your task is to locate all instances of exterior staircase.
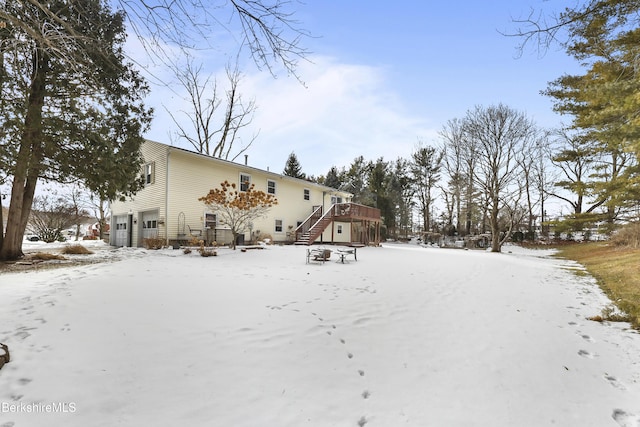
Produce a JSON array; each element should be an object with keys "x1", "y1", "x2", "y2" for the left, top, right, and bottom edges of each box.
[
  {"x1": 294, "y1": 202, "x2": 382, "y2": 246},
  {"x1": 295, "y1": 214, "x2": 333, "y2": 245}
]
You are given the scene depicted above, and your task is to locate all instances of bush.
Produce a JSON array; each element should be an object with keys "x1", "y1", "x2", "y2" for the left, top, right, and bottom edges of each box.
[
  {"x1": 197, "y1": 241, "x2": 217, "y2": 257},
  {"x1": 62, "y1": 245, "x2": 94, "y2": 255},
  {"x1": 256, "y1": 232, "x2": 273, "y2": 243},
  {"x1": 611, "y1": 222, "x2": 640, "y2": 248},
  {"x1": 198, "y1": 247, "x2": 217, "y2": 257},
  {"x1": 188, "y1": 237, "x2": 203, "y2": 246},
  {"x1": 587, "y1": 304, "x2": 633, "y2": 323},
  {"x1": 143, "y1": 237, "x2": 165, "y2": 250}
]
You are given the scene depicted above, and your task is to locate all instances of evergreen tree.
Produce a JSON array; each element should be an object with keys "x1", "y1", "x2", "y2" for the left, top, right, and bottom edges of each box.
[
  {"x1": 519, "y1": 1, "x2": 640, "y2": 221},
  {"x1": 411, "y1": 144, "x2": 443, "y2": 234},
  {"x1": 0, "y1": 0, "x2": 152, "y2": 261},
  {"x1": 283, "y1": 152, "x2": 306, "y2": 179},
  {"x1": 323, "y1": 166, "x2": 344, "y2": 190}
]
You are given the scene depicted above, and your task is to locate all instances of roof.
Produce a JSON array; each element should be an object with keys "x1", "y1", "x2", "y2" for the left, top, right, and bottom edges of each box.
[{"x1": 146, "y1": 139, "x2": 353, "y2": 197}]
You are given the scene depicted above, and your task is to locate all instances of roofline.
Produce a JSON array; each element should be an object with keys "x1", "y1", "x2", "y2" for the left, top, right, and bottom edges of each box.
[{"x1": 145, "y1": 139, "x2": 353, "y2": 197}]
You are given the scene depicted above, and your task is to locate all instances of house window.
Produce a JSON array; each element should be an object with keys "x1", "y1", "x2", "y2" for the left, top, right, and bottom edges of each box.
[
  {"x1": 205, "y1": 212, "x2": 216, "y2": 229},
  {"x1": 275, "y1": 219, "x2": 283, "y2": 233},
  {"x1": 267, "y1": 180, "x2": 276, "y2": 195},
  {"x1": 331, "y1": 196, "x2": 343, "y2": 204},
  {"x1": 303, "y1": 188, "x2": 310, "y2": 201},
  {"x1": 337, "y1": 224, "x2": 343, "y2": 234},
  {"x1": 240, "y1": 173, "x2": 251, "y2": 191},
  {"x1": 144, "y1": 162, "x2": 155, "y2": 185}
]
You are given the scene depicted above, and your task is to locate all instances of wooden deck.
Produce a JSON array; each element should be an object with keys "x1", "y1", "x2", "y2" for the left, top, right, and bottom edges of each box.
[{"x1": 295, "y1": 203, "x2": 381, "y2": 246}]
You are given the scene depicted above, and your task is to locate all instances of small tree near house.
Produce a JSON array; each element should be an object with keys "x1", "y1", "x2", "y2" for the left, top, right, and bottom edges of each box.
[{"x1": 199, "y1": 180, "x2": 277, "y2": 249}]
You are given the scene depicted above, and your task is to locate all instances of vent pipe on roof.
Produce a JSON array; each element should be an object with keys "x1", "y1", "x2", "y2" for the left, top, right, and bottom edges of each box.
[{"x1": 244, "y1": 155, "x2": 248, "y2": 166}]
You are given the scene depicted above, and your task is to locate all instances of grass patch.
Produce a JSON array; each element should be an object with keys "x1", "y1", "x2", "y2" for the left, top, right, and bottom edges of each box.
[
  {"x1": 61, "y1": 244, "x2": 94, "y2": 255},
  {"x1": 557, "y1": 242, "x2": 640, "y2": 329}
]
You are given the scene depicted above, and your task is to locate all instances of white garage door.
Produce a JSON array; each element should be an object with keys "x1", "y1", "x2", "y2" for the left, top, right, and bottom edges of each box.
[
  {"x1": 141, "y1": 211, "x2": 158, "y2": 240},
  {"x1": 114, "y1": 215, "x2": 129, "y2": 247}
]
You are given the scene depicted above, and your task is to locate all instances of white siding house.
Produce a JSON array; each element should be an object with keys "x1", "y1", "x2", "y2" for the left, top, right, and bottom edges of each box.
[{"x1": 109, "y1": 140, "x2": 366, "y2": 248}]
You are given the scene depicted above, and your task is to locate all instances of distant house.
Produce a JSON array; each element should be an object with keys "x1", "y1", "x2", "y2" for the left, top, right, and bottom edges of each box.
[{"x1": 109, "y1": 140, "x2": 381, "y2": 248}]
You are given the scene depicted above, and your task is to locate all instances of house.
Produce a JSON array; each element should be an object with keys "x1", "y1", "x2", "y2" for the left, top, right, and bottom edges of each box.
[{"x1": 109, "y1": 140, "x2": 381, "y2": 248}]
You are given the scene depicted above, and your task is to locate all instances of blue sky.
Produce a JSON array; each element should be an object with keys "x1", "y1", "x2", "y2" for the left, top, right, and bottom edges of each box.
[{"x1": 142, "y1": 0, "x2": 582, "y2": 178}]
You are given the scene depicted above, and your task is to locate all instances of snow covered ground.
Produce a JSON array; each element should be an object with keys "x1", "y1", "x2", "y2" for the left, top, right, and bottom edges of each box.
[{"x1": 1, "y1": 241, "x2": 639, "y2": 427}]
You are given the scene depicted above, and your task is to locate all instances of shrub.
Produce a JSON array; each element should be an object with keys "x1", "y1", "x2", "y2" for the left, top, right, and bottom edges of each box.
[
  {"x1": 197, "y1": 241, "x2": 217, "y2": 257},
  {"x1": 183, "y1": 248, "x2": 192, "y2": 254},
  {"x1": 188, "y1": 237, "x2": 203, "y2": 246},
  {"x1": 587, "y1": 304, "x2": 633, "y2": 324},
  {"x1": 143, "y1": 237, "x2": 165, "y2": 250},
  {"x1": 611, "y1": 222, "x2": 640, "y2": 248},
  {"x1": 62, "y1": 245, "x2": 94, "y2": 255},
  {"x1": 198, "y1": 247, "x2": 217, "y2": 257},
  {"x1": 256, "y1": 232, "x2": 273, "y2": 243}
]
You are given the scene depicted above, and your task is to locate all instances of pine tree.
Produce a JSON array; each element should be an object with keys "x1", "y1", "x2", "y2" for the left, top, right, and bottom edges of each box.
[
  {"x1": 283, "y1": 152, "x2": 306, "y2": 179},
  {"x1": 0, "y1": 1, "x2": 152, "y2": 261}
]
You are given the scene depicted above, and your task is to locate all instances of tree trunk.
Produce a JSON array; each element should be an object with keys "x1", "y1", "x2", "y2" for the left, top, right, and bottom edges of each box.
[
  {"x1": 0, "y1": 49, "x2": 47, "y2": 261},
  {"x1": 490, "y1": 201, "x2": 501, "y2": 252}
]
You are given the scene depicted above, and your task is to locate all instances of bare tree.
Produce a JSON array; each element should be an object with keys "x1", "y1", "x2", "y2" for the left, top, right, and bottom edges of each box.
[
  {"x1": 516, "y1": 129, "x2": 549, "y2": 238},
  {"x1": 118, "y1": 0, "x2": 309, "y2": 78},
  {"x1": 439, "y1": 119, "x2": 467, "y2": 235},
  {"x1": 463, "y1": 104, "x2": 538, "y2": 252},
  {"x1": 29, "y1": 196, "x2": 82, "y2": 243},
  {"x1": 167, "y1": 58, "x2": 258, "y2": 161}
]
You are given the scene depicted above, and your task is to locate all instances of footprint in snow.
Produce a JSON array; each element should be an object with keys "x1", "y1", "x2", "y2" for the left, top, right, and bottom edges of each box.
[
  {"x1": 580, "y1": 334, "x2": 594, "y2": 342},
  {"x1": 605, "y1": 375, "x2": 626, "y2": 391},
  {"x1": 578, "y1": 349, "x2": 594, "y2": 359},
  {"x1": 612, "y1": 408, "x2": 640, "y2": 426}
]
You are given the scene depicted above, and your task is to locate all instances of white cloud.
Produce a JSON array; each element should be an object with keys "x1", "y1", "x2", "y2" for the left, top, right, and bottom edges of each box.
[{"x1": 145, "y1": 55, "x2": 439, "y2": 176}]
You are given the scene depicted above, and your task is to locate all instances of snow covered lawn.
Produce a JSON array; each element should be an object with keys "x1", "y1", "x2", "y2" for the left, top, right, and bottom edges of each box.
[{"x1": 1, "y1": 242, "x2": 639, "y2": 426}]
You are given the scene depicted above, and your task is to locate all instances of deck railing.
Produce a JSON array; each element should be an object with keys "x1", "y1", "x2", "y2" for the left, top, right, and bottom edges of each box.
[{"x1": 295, "y1": 202, "x2": 381, "y2": 243}]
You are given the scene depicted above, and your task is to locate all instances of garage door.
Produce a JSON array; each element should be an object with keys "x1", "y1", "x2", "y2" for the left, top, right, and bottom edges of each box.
[
  {"x1": 114, "y1": 215, "x2": 129, "y2": 247},
  {"x1": 141, "y1": 211, "x2": 158, "y2": 240}
]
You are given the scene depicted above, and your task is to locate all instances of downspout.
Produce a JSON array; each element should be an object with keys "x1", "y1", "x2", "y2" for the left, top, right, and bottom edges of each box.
[
  {"x1": 321, "y1": 191, "x2": 326, "y2": 243},
  {"x1": 165, "y1": 147, "x2": 171, "y2": 247}
]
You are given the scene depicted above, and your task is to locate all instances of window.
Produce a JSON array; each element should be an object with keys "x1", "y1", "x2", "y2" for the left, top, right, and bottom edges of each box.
[
  {"x1": 337, "y1": 224, "x2": 343, "y2": 234},
  {"x1": 240, "y1": 173, "x2": 251, "y2": 191},
  {"x1": 267, "y1": 180, "x2": 276, "y2": 195},
  {"x1": 143, "y1": 219, "x2": 157, "y2": 229},
  {"x1": 331, "y1": 196, "x2": 343, "y2": 204},
  {"x1": 144, "y1": 162, "x2": 155, "y2": 185},
  {"x1": 205, "y1": 212, "x2": 216, "y2": 229},
  {"x1": 275, "y1": 219, "x2": 283, "y2": 233},
  {"x1": 303, "y1": 188, "x2": 310, "y2": 201}
]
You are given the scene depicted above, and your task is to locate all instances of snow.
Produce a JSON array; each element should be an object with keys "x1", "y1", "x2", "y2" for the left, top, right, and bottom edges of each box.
[{"x1": 1, "y1": 241, "x2": 639, "y2": 427}]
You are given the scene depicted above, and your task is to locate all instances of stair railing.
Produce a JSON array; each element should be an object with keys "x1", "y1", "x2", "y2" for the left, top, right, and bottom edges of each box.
[{"x1": 295, "y1": 205, "x2": 323, "y2": 241}]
